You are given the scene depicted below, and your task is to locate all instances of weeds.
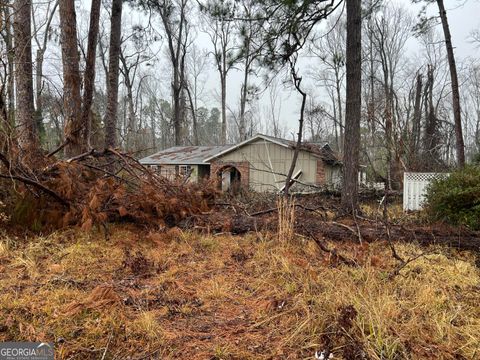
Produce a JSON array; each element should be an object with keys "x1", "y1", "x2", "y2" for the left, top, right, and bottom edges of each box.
[
  {"x1": 277, "y1": 196, "x2": 295, "y2": 242},
  {"x1": 0, "y1": 227, "x2": 479, "y2": 359}
]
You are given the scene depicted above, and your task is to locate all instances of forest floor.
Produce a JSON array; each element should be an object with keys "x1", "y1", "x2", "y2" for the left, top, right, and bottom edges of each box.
[{"x1": 1, "y1": 210, "x2": 480, "y2": 359}]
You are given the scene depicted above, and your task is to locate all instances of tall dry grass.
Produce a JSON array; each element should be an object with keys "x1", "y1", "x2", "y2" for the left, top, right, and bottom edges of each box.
[
  {"x1": 277, "y1": 196, "x2": 295, "y2": 242},
  {"x1": 0, "y1": 226, "x2": 478, "y2": 359}
]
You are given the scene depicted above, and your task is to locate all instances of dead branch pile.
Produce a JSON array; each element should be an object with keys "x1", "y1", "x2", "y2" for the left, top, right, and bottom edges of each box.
[
  {"x1": 2, "y1": 149, "x2": 479, "y2": 255},
  {"x1": 0, "y1": 149, "x2": 217, "y2": 230}
]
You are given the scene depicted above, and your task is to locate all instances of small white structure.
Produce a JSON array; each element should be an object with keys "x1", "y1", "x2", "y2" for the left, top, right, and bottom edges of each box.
[{"x1": 403, "y1": 172, "x2": 449, "y2": 211}]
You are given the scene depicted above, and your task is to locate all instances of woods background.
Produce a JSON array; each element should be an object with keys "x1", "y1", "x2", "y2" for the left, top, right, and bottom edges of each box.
[{"x1": 1, "y1": 0, "x2": 479, "y2": 194}]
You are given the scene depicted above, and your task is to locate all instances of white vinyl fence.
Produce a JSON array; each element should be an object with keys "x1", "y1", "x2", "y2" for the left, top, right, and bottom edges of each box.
[{"x1": 403, "y1": 172, "x2": 449, "y2": 211}]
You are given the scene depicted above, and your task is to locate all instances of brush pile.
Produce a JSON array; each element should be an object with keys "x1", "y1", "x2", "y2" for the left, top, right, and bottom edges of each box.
[{"x1": 0, "y1": 149, "x2": 217, "y2": 230}]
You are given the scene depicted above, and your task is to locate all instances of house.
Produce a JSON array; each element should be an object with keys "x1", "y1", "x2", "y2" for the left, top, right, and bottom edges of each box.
[
  {"x1": 205, "y1": 134, "x2": 343, "y2": 192},
  {"x1": 139, "y1": 145, "x2": 231, "y2": 182},
  {"x1": 139, "y1": 134, "x2": 343, "y2": 192}
]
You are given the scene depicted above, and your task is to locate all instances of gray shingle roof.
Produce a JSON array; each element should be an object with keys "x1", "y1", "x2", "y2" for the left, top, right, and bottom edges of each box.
[{"x1": 139, "y1": 145, "x2": 232, "y2": 165}]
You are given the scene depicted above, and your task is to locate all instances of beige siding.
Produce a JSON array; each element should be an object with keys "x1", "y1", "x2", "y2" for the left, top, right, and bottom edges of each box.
[
  {"x1": 218, "y1": 139, "x2": 319, "y2": 192},
  {"x1": 325, "y1": 165, "x2": 342, "y2": 189}
]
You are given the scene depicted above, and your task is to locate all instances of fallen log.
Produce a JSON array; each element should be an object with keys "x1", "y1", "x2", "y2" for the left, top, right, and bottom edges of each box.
[
  {"x1": 0, "y1": 173, "x2": 69, "y2": 206},
  {"x1": 183, "y1": 213, "x2": 480, "y2": 253},
  {"x1": 301, "y1": 222, "x2": 480, "y2": 252}
]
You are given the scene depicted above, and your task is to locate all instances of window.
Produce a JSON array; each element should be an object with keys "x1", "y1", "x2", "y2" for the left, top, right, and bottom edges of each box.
[
  {"x1": 151, "y1": 165, "x2": 161, "y2": 174},
  {"x1": 179, "y1": 165, "x2": 192, "y2": 176}
]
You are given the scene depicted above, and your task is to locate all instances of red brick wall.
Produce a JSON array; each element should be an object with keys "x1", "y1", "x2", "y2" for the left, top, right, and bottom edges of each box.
[
  {"x1": 210, "y1": 160, "x2": 250, "y2": 189},
  {"x1": 316, "y1": 160, "x2": 326, "y2": 185}
]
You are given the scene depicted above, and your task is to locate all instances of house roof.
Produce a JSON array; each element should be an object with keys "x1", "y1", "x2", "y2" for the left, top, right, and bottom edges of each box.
[
  {"x1": 204, "y1": 133, "x2": 341, "y2": 165},
  {"x1": 139, "y1": 145, "x2": 231, "y2": 165}
]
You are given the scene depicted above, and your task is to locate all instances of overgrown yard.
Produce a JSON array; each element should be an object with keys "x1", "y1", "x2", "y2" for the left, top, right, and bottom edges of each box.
[{"x1": 1, "y1": 225, "x2": 479, "y2": 359}]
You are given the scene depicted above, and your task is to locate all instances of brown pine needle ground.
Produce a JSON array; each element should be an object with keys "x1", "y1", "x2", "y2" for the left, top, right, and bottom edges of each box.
[{"x1": 0, "y1": 226, "x2": 479, "y2": 359}]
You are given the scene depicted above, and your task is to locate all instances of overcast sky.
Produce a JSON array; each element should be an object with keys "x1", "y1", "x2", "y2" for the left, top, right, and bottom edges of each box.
[
  {"x1": 69, "y1": 0, "x2": 480, "y2": 138},
  {"x1": 235, "y1": 0, "x2": 480, "y2": 136}
]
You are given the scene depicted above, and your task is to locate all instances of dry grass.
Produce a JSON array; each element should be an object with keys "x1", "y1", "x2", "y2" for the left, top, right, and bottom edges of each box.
[
  {"x1": 278, "y1": 197, "x2": 295, "y2": 242},
  {"x1": 360, "y1": 201, "x2": 424, "y2": 224},
  {"x1": 0, "y1": 225, "x2": 479, "y2": 359}
]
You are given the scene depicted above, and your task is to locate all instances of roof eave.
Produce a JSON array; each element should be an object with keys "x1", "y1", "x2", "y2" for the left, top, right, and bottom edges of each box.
[{"x1": 139, "y1": 161, "x2": 206, "y2": 166}]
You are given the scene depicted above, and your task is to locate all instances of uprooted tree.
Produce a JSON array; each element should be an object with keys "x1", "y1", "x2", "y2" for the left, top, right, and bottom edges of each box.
[{"x1": 0, "y1": 148, "x2": 218, "y2": 230}]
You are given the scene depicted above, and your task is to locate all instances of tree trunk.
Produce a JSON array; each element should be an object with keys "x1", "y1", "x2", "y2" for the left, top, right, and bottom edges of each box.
[
  {"x1": 81, "y1": 0, "x2": 102, "y2": 150},
  {"x1": 150, "y1": 112, "x2": 157, "y2": 151},
  {"x1": 13, "y1": 0, "x2": 39, "y2": 153},
  {"x1": 341, "y1": 0, "x2": 362, "y2": 211},
  {"x1": 239, "y1": 38, "x2": 251, "y2": 142},
  {"x1": 436, "y1": 0, "x2": 465, "y2": 167},
  {"x1": 412, "y1": 73, "x2": 423, "y2": 146},
  {"x1": 0, "y1": 82, "x2": 7, "y2": 137},
  {"x1": 35, "y1": 49, "x2": 45, "y2": 142},
  {"x1": 125, "y1": 84, "x2": 136, "y2": 151},
  {"x1": 179, "y1": 47, "x2": 187, "y2": 143},
  {"x1": 59, "y1": 0, "x2": 83, "y2": 157},
  {"x1": 120, "y1": 53, "x2": 137, "y2": 151},
  {"x1": 172, "y1": 74, "x2": 182, "y2": 145},
  {"x1": 171, "y1": 45, "x2": 186, "y2": 147},
  {"x1": 186, "y1": 85, "x2": 199, "y2": 146},
  {"x1": 411, "y1": 72, "x2": 423, "y2": 168},
  {"x1": 104, "y1": 0, "x2": 123, "y2": 149},
  {"x1": 220, "y1": 71, "x2": 227, "y2": 145},
  {"x1": 334, "y1": 67, "x2": 343, "y2": 152},
  {"x1": 239, "y1": 77, "x2": 248, "y2": 141},
  {"x1": 32, "y1": 1, "x2": 57, "y2": 146},
  {"x1": 368, "y1": 25, "x2": 375, "y2": 133},
  {"x1": 4, "y1": 3, "x2": 15, "y2": 129},
  {"x1": 423, "y1": 65, "x2": 440, "y2": 168},
  {"x1": 284, "y1": 69, "x2": 306, "y2": 196}
]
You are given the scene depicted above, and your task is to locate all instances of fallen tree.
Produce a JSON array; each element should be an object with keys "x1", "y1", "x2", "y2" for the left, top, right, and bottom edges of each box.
[
  {"x1": 183, "y1": 212, "x2": 480, "y2": 253},
  {"x1": 2, "y1": 148, "x2": 479, "y2": 254},
  {"x1": 0, "y1": 148, "x2": 217, "y2": 230}
]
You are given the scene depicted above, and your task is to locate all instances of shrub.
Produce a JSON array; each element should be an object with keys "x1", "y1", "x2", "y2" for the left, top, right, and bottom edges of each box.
[{"x1": 424, "y1": 165, "x2": 480, "y2": 229}]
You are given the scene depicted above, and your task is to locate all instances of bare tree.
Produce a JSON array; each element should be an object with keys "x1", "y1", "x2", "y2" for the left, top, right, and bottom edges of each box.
[
  {"x1": 104, "y1": 0, "x2": 123, "y2": 149},
  {"x1": 409, "y1": 71, "x2": 423, "y2": 167},
  {"x1": 1, "y1": 1, "x2": 15, "y2": 133},
  {"x1": 471, "y1": 28, "x2": 480, "y2": 45},
  {"x1": 186, "y1": 45, "x2": 208, "y2": 145},
  {"x1": 436, "y1": 0, "x2": 465, "y2": 166},
  {"x1": 236, "y1": 0, "x2": 263, "y2": 141},
  {"x1": 202, "y1": 0, "x2": 238, "y2": 144},
  {"x1": 284, "y1": 60, "x2": 307, "y2": 196},
  {"x1": 59, "y1": 0, "x2": 83, "y2": 156},
  {"x1": 423, "y1": 64, "x2": 442, "y2": 164},
  {"x1": 415, "y1": 27, "x2": 451, "y2": 167},
  {"x1": 31, "y1": 0, "x2": 58, "y2": 141},
  {"x1": 146, "y1": 0, "x2": 191, "y2": 146},
  {"x1": 81, "y1": 0, "x2": 102, "y2": 150},
  {"x1": 265, "y1": 77, "x2": 284, "y2": 138},
  {"x1": 311, "y1": 15, "x2": 346, "y2": 152},
  {"x1": 465, "y1": 63, "x2": 480, "y2": 157},
  {"x1": 118, "y1": 23, "x2": 158, "y2": 151},
  {"x1": 341, "y1": 0, "x2": 362, "y2": 211},
  {"x1": 13, "y1": 0, "x2": 39, "y2": 153},
  {"x1": 370, "y1": 3, "x2": 412, "y2": 189}
]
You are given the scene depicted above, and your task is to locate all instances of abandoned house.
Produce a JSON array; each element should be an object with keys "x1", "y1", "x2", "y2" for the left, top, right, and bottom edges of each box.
[
  {"x1": 139, "y1": 134, "x2": 343, "y2": 192},
  {"x1": 138, "y1": 145, "x2": 231, "y2": 182}
]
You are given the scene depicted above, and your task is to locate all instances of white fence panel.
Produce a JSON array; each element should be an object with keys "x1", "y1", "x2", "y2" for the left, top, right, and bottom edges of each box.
[{"x1": 403, "y1": 172, "x2": 449, "y2": 211}]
